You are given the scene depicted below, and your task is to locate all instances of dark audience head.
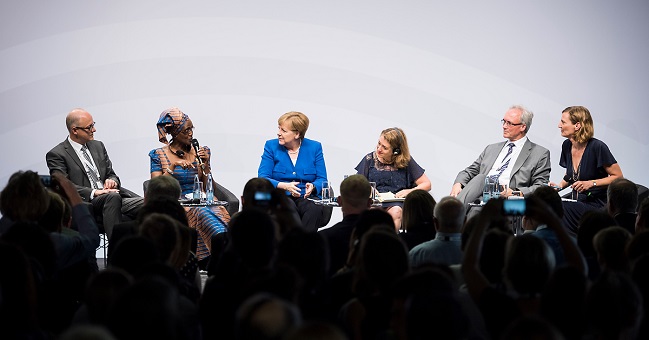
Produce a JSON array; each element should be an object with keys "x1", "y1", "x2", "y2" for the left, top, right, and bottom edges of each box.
[
  {"x1": 527, "y1": 185, "x2": 564, "y2": 218},
  {"x1": 433, "y1": 196, "x2": 465, "y2": 233},
  {"x1": 229, "y1": 209, "x2": 278, "y2": 269},
  {"x1": 0, "y1": 241, "x2": 40, "y2": 334},
  {"x1": 145, "y1": 175, "x2": 182, "y2": 202},
  {"x1": 346, "y1": 209, "x2": 395, "y2": 269},
  {"x1": 636, "y1": 197, "x2": 649, "y2": 234},
  {"x1": 277, "y1": 228, "x2": 329, "y2": 291},
  {"x1": 480, "y1": 228, "x2": 512, "y2": 286},
  {"x1": 353, "y1": 228, "x2": 409, "y2": 296},
  {"x1": 577, "y1": 210, "x2": 617, "y2": 258},
  {"x1": 403, "y1": 291, "x2": 469, "y2": 340},
  {"x1": 107, "y1": 276, "x2": 193, "y2": 340},
  {"x1": 393, "y1": 266, "x2": 456, "y2": 299},
  {"x1": 84, "y1": 268, "x2": 133, "y2": 325},
  {"x1": 38, "y1": 191, "x2": 66, "y2": 233},
  {"x1": 245, "y1": 187, "x2": 302, "y2": 236},
  {"x1": 338, "y1": 174, "x2": 371, "y2": 213},
  {"x1": 627, "y1": 231, "x2": 649, "y2": 263},
  {"x1": 138, "y1": 213, "x2": 184, "y2": 268},
  {"x1": 501, "y1": 315, "x2": 564, "y2": 340},
  {"x1": 585, "y1": 271, "x2": 642, "y2": 340},
  {"x1": 392, "y1": 267, "x2": 468, "y2": 340},
  {"x1": 540, "y1": 265, "x2": 588, "y2": 340},
  {"x1": 401, "y1": 189, "x2": 436, "y2": 233},
  {"x1": 59, "y1": 325, "x2": 116, "y2": 340},
  {"x1": 135, "y1": 196, "x2": 188, "y2": 227},
  {"x1": 504, "y1": 234, "x2": 554, "y2": 295},
  {"x1": 0, "y1": 170, "x2": 50, "y2": 222},
  {"x1": 1, "y1": 221, "x2": 58, "y2": 281},
  {"x1": 593, "y1": 226, "x2": 632, "y2": 272},
  {"x1": 631, "y1": 254, "x2": 649, "y2": 311},
  {"x1": 353, "y1": 208, "x2": 395, "y2": 241},
  {"x1": 235, "y1": 292, "x2": 302, "y2": 340},
  {"x1": 242, "y1": 177, "x2": 274, "y2": 210},
  {"x1": 284, "y1": 321, "x2": 347, "y2": 340},
  {"x1": 460, "y1": 215, "x2": 477, "y2": 251},
  {"x1": 607, "y1": 178, "x2": 638, "y2": 216},
  {"x1": 108, "y1": 235, "x2": 162, "y2": 277}
]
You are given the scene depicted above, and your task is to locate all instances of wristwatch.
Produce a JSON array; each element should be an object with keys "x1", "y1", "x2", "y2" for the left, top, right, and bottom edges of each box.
[{"x1": 592, "y1": 180, "x2": 597, "y2": 187}]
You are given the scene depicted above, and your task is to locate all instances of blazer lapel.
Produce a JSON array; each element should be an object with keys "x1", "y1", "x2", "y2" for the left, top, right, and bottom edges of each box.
[
  {"x1": 484, "y1": 141, "x2": 507, "y2": 173},
  {"x1": 510, "y1": 139, "x2": 532, "y2": 175},
  {"x1": 63, "y1": 139, "x2": 84, "y2": 171}
]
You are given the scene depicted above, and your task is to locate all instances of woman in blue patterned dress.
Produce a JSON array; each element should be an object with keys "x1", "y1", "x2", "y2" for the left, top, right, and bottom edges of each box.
[
  {"x1": 149, "y1": 107, "x2": 229, "y2": 262},
  {"x1": 355, "y1": 127, "x2": 431, "y2": 230}
]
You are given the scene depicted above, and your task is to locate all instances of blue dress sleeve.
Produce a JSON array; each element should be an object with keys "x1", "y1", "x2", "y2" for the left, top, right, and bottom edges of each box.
[
  {"x1": 149, "y1": 149, "x2": 162, "y2": 173},
  {"x1": 592, "y1": 139, "x2": 617, "y2": 168},
  {"x1": 407, "y1": 157, "x2": 425, "y2": 186},
  {"x1": 559, "y1": 140, "x2": 573, "y2": 182},
  {"x1": 355, "y1": 152, "x2": 373, "y2": 178}
]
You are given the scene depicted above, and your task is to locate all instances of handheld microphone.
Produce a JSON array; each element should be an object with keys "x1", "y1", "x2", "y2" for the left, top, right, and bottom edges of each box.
[{"x1": 191, "y1": 138, "x2": 204, "y2": 166}]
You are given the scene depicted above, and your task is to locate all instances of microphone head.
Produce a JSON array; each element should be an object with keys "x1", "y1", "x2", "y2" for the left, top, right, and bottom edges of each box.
[{"x1": 191, "y1": 138, "x2": 200, "y2": 147}]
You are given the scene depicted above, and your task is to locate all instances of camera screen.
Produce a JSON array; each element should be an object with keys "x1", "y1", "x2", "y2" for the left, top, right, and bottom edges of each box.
[
  {"x1": 254, "y1": 191, "x2": 272, "y2": 204},
  {"x1": 39, "y1": 175, "x2": 52, "y2": 187},
  {"x1": 503, "y1": 199, "x2": 526, "y2": 215}
]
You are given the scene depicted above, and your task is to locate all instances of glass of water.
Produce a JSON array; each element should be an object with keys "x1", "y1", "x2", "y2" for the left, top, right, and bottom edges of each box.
[
  {"x1": 321, "y1": 181, "x2": 331, "y2": 203},
  {"x1": 483, "y1": 176, "x2": 498, "y2": 203},
  {"x1": 369, "y1": 181, "x2": 377, "y2": 202}
]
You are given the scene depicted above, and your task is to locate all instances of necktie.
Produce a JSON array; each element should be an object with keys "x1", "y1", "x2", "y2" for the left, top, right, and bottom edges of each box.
[
  {"x1": 490, "y1": 143, "x2": 515, "y2": 180},
  {"x1": 81, "y1": 145, "x2": 101, "y2": 189}
]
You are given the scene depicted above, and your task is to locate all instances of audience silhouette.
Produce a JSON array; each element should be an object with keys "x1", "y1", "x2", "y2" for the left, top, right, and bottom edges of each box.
[{"x1": 1, "y1": 168, "x2": 647, "y2": 339}]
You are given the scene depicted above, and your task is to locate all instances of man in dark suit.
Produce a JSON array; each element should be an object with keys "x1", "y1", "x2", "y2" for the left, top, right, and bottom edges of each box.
[
  {"x1": 319, "y1": 174, "x2": 372, "y2": 277},
  {"x1": 607, "y1": 177, "x2": 638, "y2": 235},
  {"x1": 46, "y1": 108, "x2": 143, "y2": 239},
  {"x1": 450, "y1": 105, "x2": 551, "y2": 206}
]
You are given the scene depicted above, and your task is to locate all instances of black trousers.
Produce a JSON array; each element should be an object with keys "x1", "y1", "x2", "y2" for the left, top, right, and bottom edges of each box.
[
  {"x1": 289, "y1": 196, "x2": 325, "y2": 232},
  {"x1": 91, "y1": 192, "x2": 143, "y2": 238}
]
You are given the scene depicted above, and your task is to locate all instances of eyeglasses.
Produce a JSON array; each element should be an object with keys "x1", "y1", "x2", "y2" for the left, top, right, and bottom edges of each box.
[
  {"x1": 179, "y1": 126, "x2": 194, "y2": 135},
  {"x1": 501, "y1": 119, "x2": 524, "y2": 127},
  {"x1": 278, "y1": 126, "x2": 298, "y2": 134},
  {"x1": 75, "y1": 122, "x2": 96, "y2": 132}
]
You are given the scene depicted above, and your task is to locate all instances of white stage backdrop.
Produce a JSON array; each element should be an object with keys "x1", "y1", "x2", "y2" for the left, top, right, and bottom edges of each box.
[{"x1": 2, "y1": 1, "x2": 648, "y2": 226}]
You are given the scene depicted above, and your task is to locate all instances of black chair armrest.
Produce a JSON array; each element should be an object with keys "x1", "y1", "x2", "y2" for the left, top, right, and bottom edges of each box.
[
  {"x1": 214, "y1": 181, "x2": 239, "y2": 216},
  {"x1": 143, "y1": 180, "x2": 150, "y2": 194}
]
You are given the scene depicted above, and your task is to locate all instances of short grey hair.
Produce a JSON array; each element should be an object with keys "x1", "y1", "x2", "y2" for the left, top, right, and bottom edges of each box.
[
  {"x1": 510, "y1": 105, "x2": 534, "y2": 133},
  {"x1": 433, "y1": 196, "x2": 466, "y2": 232},
  {"x1": 146, "y1": 175, "x2": 182, "y2": 201}
]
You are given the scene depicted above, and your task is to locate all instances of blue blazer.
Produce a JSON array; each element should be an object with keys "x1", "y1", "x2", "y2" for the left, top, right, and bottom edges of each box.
[{"x1": 258, "y1": 138, "x2": 328, "y2": 199}]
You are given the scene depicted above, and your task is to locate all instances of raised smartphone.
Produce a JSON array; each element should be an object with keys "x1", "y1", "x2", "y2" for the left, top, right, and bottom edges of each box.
[{"x1": 502, "y1": 199, "x2": 526, "y2": 215}]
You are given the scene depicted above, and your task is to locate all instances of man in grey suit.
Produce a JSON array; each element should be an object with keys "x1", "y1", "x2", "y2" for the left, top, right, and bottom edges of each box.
[
  {"x1": 46, "y1": 108, "x2": 143, "y2": 238},
  {"x1": 450, "y1": 105, "x2": 551, "y2": 206}
]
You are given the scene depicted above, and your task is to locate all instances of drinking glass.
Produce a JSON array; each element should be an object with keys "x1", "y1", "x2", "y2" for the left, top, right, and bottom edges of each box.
[
  {"x1": 369, "y1": 181, "x2": 377, "y2": 202},
  {"x1": 483, "y1": 176, "x2": 498, "y2": 203},
  {"x1": 321, "y1": 181, "x2": 330, "y2": 203}
]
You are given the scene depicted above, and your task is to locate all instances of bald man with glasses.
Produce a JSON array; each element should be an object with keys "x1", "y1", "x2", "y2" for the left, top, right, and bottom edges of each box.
[
  {"x1": 450, "y1": 105, "x2": 551, "y2": 206},
  {"x1": 46, "y1": 108, "x2": 143, "y2": 239}
]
